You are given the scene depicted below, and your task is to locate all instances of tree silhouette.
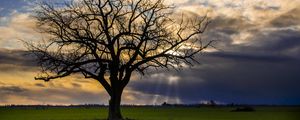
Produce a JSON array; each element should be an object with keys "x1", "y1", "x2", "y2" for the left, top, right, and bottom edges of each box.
[{"x1": 27, "y1": 0, "x2": 211, "y2": 119}]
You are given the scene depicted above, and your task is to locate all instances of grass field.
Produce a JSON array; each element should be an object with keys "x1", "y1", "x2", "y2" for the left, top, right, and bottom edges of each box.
[{"x1": 0, "y1": 106, "x2": 299, "y2": 120}]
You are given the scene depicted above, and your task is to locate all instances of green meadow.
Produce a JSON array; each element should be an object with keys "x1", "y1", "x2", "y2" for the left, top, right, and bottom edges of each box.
[{"x1": 0, "y1": 106, "x2": 299, "y2": 120}]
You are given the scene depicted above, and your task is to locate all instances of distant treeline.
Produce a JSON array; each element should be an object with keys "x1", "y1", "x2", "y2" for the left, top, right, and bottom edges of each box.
[{"x1": 1, "y1": 103, "x2": 299, "y2": 109}]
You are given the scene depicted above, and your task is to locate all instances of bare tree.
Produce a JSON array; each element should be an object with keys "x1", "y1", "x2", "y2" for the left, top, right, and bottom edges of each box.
[{"x1": 28, "y1": 0, "x2": 211, "y2": 120}]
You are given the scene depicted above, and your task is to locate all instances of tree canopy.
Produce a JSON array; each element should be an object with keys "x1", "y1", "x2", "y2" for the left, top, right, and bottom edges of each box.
[{"x1": 27, "y1": 0, "x2": 211, "y2": 119}]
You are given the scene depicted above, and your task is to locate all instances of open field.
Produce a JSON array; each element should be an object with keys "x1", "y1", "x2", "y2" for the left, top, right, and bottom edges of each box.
[{"x1": 0, "y1": 106, "x2": 299, "y2": 120}]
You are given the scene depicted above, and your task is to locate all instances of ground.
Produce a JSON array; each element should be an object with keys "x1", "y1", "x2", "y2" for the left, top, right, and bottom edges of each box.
[{"x1": 0, "y1": 106, "x2": 299, "y2": 120}]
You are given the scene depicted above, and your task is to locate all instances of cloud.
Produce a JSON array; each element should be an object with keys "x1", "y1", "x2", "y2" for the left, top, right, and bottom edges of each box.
[
  {"x1": 208, "y1": 52, "x2": 297, "y2": 63},
  {"x1": 0, "y1": 70, "x2": 112, "y2": 105},
  {"x1": 71, "y1": 83, "x2": 82, "y2": 88},
  {"x1": 0, "y1": 48, "x2": 109, "y2": 105},
  {"x1": 128, "y1": 50, "x2": 300, "y2": 104},
  {"x1": 0, "y1": 75, "x2": 179, "y2": 105},
  {"x1": 0, "y1": 13, "x2": 40, "y2": 49},
  {"x1": 0, "y1": 85, "x2": 108, "y2": 105},
  {"x1": 0, "y1": 49, "x2": 37, "y2": 73},
  {"x1": 270, "y1": 7, "x2": 300, "y2": 28},
  {"x1": 0, "y1": 86, "x2": 28, "y2": 93},
  {"x1": 127, "y1": 3, "x2": 300, "y2": 104},
  {"x1": 34, "y1": 83, "x2": 46, "y2": 87}
]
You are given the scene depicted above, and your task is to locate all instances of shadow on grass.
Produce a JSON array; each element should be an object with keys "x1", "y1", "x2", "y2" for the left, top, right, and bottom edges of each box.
[{"x1": 94, "y1": 118, "x2": 136, "y2": 120}]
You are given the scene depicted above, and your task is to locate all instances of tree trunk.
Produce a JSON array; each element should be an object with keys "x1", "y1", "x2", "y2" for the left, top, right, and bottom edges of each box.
[{"x1": 108, "y1": 88, "x2": 123, "y2": 120}]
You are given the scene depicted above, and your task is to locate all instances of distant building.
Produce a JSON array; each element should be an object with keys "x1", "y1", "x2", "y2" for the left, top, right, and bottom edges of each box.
[{"x1": 200, "y1": 100, "x2": 217, "y2": 106}]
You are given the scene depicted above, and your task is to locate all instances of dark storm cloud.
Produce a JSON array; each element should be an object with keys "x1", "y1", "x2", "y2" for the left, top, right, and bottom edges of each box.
[
  {"x1": 0, "y1": 86, "x2": 29, "y2": 103},
  {"x1": 129, "y1": 50, "x2": 300, "y2": 104},
  {"x1": 34, "y1": 83, "x2": 45, "y2": 87},
  {"x1": 201, "y1": 16, "x2": 256, "y2": 51},
  {"x1": 253, "y1": 5, "x2": 280, "y2": 11},
  {"x1": 0, "y1": 86, "x2": 28, "y2": 93},
  {"x1": 127, "y1": 6, "x2": 300, "y2": 105},
  {"x1": 208, "y1": 52, "x2": 297, "y2": 63},
  {"x1": 250, "y1": 30, "x2": 300, "y2": 57},
  {"x1": 209, "y1": 16, "x2": 253, "y2": 32},
  {"x1": 0, "y1": 49, "x2": 36, "y2": 71}
]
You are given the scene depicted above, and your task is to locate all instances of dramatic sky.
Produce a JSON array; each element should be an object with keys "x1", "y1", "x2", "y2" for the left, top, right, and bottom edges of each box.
[{"x1": 0, "y1": 0, "x2": 300, "y2": 105}]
